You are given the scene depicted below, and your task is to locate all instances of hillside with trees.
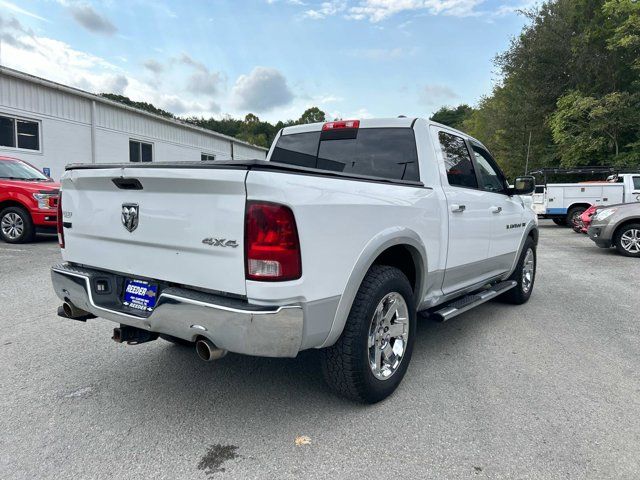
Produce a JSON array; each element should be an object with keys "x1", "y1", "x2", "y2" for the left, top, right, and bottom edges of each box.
[
  {"x1": 100, "y1": 91, "x2": 326, "y2": 149},
  {"x1": 432, "y1": 0, "x2": 640, "y2": 178}
]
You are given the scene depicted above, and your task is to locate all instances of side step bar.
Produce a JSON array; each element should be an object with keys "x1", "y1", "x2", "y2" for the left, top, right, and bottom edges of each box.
[{"x1": 430, "y1": 280, "x2": 517, "y2": 322}]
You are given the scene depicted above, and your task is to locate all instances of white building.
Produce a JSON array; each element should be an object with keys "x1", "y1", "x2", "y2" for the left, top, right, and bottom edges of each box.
[{"x1": 0, "y1": 67, "x2": 267, "y2": 180}]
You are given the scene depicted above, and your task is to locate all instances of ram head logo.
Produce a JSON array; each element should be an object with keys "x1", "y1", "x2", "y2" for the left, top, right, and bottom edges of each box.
[{"x1": 121, "y1": 203, "x2": 139, "y2": 232}]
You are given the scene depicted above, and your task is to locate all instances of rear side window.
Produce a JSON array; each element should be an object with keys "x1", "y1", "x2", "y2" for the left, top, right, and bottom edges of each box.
[
  {"x1": 633, "y1": 177, "x2": 640, "y2": 190},
  {"x1": 271, "y1": 128, "x2": 419, "y2": 182},
  {"x1": 438, "y1": 131, "x2": 477, "y2": 189},
  {"x1": 271, "y1": 132, "x2": 320, "y2": 168}
]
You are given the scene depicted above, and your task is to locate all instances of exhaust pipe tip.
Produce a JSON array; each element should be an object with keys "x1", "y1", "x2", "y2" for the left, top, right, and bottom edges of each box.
[
  {"x1": 195, "y1": 338, "x2": 227, "y2": 361},
  {"x1": 59, "y1": 301, "x2": 95, "y2": 321},
  {"x1": 62, "y1": 301, "x2": 75, "y2": 318}
]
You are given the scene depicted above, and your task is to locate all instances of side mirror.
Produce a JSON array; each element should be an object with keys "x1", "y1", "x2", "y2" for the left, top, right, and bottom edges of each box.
[{"x1": 509, "y1": 176, "x2": 535, "y2": 196}]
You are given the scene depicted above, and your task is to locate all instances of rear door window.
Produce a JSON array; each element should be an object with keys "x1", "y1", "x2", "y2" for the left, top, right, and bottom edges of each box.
[
  {"x1": 438, "y1": 131, "x2": 478, "y2": 189},
  {"x1": 633, "y1": 176, "x2": 640, "y2": 190},
  {"x1": 271, "y1": 128, "x2": 419, "y2": 182}
]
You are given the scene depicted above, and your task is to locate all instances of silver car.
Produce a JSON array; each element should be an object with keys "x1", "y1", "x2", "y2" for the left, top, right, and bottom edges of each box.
[{"x1": 588, "y1": 202, "x2": 640, "y2": 257}]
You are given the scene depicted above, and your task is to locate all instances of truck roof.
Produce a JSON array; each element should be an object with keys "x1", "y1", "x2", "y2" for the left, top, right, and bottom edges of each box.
[{"x1": 280, "y1": 117, "x2": 487, "y2": 149}]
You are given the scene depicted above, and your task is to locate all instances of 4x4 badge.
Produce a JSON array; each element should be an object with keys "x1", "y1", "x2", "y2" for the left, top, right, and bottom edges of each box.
[{"x1": 202, "y1": 238, "x2": 239, "y2": 248}]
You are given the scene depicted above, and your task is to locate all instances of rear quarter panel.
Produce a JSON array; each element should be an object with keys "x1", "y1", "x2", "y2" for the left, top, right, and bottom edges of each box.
[{"x1": 245, "y1": 170, "x2": 446, "y2": 347}]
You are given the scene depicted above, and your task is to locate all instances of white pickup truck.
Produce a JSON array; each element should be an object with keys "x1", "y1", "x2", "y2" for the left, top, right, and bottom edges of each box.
[
  {"x1": 532, "y1": 174, "x2": 640, "y2": 225},
  {"x1": 51, "y1": 118, "x2": 538, "y2": 403}
]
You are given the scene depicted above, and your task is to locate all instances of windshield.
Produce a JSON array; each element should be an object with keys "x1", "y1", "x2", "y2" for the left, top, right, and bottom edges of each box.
[{"x1": 0, "y1": 160, "x2": 49, "y2": 180}]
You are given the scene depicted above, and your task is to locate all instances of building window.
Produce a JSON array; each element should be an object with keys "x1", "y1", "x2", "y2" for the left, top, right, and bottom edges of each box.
[
  {"x1": 0, "y1": 114, "x2": 40, "y2": 151},
  {"x1": 201, "y1": 153, "x2": 216, "y2": 161},
  {"x1": 129, "y1": 140, "x2": 153, "y2": 162}
]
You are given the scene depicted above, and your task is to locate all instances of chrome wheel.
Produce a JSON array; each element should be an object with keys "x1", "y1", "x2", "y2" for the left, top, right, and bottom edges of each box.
[
  {"x1": 1, "y1": 212, "x2": 24, "y2": 240},
  {"x1": 620, "y1": 229, "x2": 640, "y2": 254},
  {"x1": 368, "y1": 292, "x2": 409, "y2": 381},
  {"x1": 521, "y1": 248, "x2": 535, "y2": 294}
]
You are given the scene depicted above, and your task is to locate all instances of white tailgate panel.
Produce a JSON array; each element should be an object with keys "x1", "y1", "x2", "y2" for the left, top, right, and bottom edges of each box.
[{"x1": 61, "y1": 167, "x2": 248, "y2": 296}]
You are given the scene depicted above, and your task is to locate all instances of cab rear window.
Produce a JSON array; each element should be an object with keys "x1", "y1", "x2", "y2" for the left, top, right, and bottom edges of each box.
[{"x1": 270, "y1": 128, "x2": 420, "y2": 182}]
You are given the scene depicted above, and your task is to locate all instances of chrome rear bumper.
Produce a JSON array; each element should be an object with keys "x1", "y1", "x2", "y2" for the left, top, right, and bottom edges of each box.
[{"x1": 51, "y1": 263, "x2": 304, "y2": 357}]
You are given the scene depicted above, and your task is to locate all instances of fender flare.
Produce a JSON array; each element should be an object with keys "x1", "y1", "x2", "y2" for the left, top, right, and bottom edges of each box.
[
  {"x1": 505, "y1": 220, "x2": 539, "y2": 278},
  {"x1": 319, "y1": 227, "x2": 428, "y2": 348}
]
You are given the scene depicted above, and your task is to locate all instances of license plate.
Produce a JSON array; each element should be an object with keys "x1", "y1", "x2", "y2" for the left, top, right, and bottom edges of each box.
[{"x1": 123, "y1": 279, "x2": 158, "y2": 312}]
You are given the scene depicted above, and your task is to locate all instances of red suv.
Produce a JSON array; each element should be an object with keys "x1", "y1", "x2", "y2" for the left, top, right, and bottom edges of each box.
[{"x1": 0, "y1": 156, "x2": 60, "y2": 243}]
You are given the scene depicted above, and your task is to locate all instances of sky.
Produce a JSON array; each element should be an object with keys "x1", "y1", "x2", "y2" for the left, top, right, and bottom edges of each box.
[{"x1": 0, "y1": 0, "x2": 534, "y2": 123}]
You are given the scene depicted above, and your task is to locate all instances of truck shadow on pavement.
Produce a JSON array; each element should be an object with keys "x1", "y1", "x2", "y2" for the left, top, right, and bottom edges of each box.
[{"x1": 90, "y1": 303, "x2": 509, "y2": 418}]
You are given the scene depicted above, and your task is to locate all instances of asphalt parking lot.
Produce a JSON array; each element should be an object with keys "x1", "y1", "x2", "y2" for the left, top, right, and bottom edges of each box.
[{"x1": 1, "y1": 221, "x2": 639, "y2": 480}]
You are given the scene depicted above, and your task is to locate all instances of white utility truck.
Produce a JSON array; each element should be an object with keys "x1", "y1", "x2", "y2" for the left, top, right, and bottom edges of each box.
[
  {"x1": 532, "y1": 173, "x2": 640, "y2": 225},
  {"x1": 51, "y1": 118, "x2": 538, "y2": 403}
]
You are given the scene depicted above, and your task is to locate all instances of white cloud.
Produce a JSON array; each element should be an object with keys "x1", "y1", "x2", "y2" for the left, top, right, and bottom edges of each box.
[
  {"x1": 301, "y1": 0, "x2": 485, "y2": 21},
  {"x1": 232, "y1": 67, "x2": 294, "y2": 112},
  {"x1": 304, "y1": 1, "x2": 346, "y2": 19},
  {"x1": 328, "y1": 107, "x2": 373, "y2": 120},
  {"x1": 348, "y1": 0, "x2": 484, "y2": 22},
  {"x1": 69, "y1": 4, "x2": 117, "y2": 35},
  {"x1": 0, "y1": 15, "x2": 221, "y2": 118},
  {"x1": 175, "y1": 53, "x2": 209, "y2": 73},
  {"x1": 492, "y1": 0, "x2": 538, "y2": 17},
  {"x1": 187, "y1": 71, "x2": 223, "y2": 95},
  {"x1": 161, "y1": 96, "x2": 220, "y2": 115},
  {"x1": 143, "y1": 59, "x2": 164, "y2": 74},
  {"x1": 103, "y1": 74, "x2": 129, "y2": 94},
  {"x1": 420, "y1": 84, "x2": 459, "y2": 106}
]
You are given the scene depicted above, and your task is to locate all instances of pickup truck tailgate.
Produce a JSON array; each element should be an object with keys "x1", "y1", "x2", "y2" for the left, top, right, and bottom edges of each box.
[{"x1": 61, "y1": 166, "x2": 248, "y2": 296}]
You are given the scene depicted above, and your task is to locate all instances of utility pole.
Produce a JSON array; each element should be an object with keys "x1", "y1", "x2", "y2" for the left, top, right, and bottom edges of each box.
[{"x1": 524, "y1": 130, "x2": 532, "y2": 175}]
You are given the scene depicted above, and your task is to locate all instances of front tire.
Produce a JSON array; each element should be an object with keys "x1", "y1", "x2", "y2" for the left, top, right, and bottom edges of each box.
[
  {"x1": 499, "y1": 237, "x2": 536, "y2": 305},
  {"x1": 552, "y1": 218, "x2": 566, "y2": 226},
  {"x1": 0, "y1": 206, "x2": 35, "y2": 244},
  {"x1": 320, "y1": 265, "x2": 416, "y2": 403},
  {"x1": 614, "y1": 223, "x2": 640, "y2": 258}
]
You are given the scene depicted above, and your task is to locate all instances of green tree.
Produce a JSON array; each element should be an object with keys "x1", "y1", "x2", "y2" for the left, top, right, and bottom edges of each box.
[
  {"x1": 100, "y1": 93, "x2": 175, "y2": 118},
  {"x1": 465, "y1": 0, "x2": 640, "y2": 176},
  {"x1": 430, "y1": 105, "x2": 474, "y2": 130},
  {"x1": 550, "y1": 90, "x2": 640, "y2": 165},
  {"x1": 244, "y1": 113, "x2": 260, "y2": 124},
  {"x1": 603, "y1": 0, "x2": 640, "y2": 70},
  {"x1": 298, "y1": 107, "x2": 326, "y2": 124}
]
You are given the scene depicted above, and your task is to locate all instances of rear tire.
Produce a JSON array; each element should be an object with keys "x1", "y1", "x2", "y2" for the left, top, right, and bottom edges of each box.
[
  {"x1": 567, "y1": 207, "x2": 586, "y2": 228},
  {"x1": 499, "y1": 237, "x2": 536, "y2": 305},
  {"x1": 613, "y1": 223, "x2": 640, "y2": 258},
  {"x1": 320, "y1": 265, "x2": 416, "y2": 403},
  {"x1": 0, "y1": 206, "x2": 35, "y2": 244}
]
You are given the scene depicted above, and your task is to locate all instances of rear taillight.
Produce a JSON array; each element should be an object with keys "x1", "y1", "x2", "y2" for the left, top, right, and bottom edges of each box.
[
  {"x1": 322, "y1": 119, "x2": 360, "y2": 131},
  {"x1": 245, "y1": 201, "x2": 301, "y2": 281},
  {"x1": 57, "y1": 192, "x2": 64, "y2": 249}
]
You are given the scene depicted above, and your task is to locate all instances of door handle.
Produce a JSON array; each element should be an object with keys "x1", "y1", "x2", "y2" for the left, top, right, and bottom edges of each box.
[
  {"x1": 451, "y1": 204, "x2": 466, "y2": 213},
  {"x1": 490, "y1": 206, "x2": 502, "y2": 214}
]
